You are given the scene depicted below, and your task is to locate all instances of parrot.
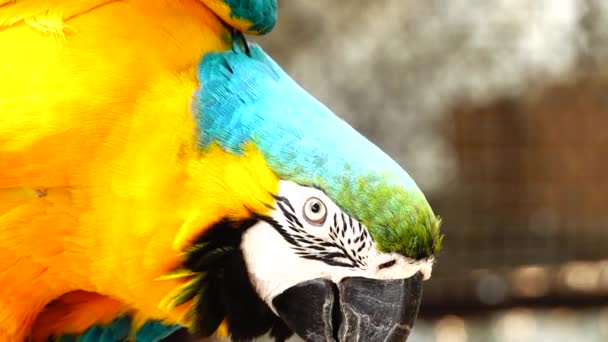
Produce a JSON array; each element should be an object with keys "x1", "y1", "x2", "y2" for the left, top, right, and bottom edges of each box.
[{"x1": 0, "y1": 0, "x2": 442, "y2": 341}]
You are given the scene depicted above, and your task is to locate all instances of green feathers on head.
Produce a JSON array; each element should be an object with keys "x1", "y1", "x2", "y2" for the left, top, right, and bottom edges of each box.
[{"x1": 318, "y1": 171, "x2": 442, "y2": 260}]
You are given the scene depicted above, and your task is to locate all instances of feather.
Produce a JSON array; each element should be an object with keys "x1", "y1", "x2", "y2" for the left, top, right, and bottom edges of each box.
[
  {"x1": 196, "y1": 44, "x2": 442, "y2": 259},
  {"x1": 0, "y1": 1, "x2": 114, "y2": 32},
  {"x1": 199, "y1": 0, "x2": 277, "y2": 34},
  {"x1": 51, "y1": 316, "x2": 181, "y2": 342},
  {"x1": 0, "y1": 0, "x2": 236, "y2": 339}
]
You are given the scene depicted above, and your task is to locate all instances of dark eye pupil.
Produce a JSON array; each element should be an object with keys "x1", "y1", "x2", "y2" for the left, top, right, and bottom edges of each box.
[{"x1": 310, "y1": 202, "x2": 321, "y2": 213}]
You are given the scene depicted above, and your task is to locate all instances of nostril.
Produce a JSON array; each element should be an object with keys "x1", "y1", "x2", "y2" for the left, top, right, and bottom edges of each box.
[{"x1": 378, "y1": 259, "x2": 396, "y2": 270}]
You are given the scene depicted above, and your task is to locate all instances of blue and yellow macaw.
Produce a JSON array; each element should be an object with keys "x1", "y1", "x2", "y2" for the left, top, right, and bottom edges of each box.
[{"x1": 0, "y1": 0, "x2": 442, "y2": 341}]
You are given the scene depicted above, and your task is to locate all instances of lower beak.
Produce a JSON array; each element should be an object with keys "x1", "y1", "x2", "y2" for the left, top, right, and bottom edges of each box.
[{"x1": 272, "y1": 272, "x2": 424, "y2": 342}]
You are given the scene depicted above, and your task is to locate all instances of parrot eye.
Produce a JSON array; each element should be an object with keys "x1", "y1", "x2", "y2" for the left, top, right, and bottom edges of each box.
[{"x1": 303, "y1": 197, "x2": 327, "y2": 226}]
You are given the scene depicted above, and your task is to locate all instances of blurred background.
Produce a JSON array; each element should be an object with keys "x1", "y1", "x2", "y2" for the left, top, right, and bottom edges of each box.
[{"x1": 177, "y1": 1, "x2": 608, "y2": 341}]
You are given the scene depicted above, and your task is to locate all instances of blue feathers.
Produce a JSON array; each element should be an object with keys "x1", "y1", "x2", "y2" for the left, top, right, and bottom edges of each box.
[
  {"x1": 53, "y1": 316, "x2": 180, "y2": 342},
  {"x1": 195, "y1": 44, "x2": 419, "y2": 192},
  {"x1": 53, "y1": 316, "x2": 129, "y2": 342},
  {"x1": 223, "y1": 0, "x2": 277, "y2": 33},
  {"x1": 194, "y1": 44, "x2": 441, "y2": 258},
  {"x1": 135, "y1": 321, "x2": 182, "y2": 341}
]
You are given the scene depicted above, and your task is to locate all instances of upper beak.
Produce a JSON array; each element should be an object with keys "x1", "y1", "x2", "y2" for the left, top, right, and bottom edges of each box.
[{"x1": 272, "y1": 272, "x2": 424, "y2": 342}]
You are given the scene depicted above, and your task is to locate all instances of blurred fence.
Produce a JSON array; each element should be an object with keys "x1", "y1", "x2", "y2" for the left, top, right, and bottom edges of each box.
[
  {"x1": 425, "y1": 77, "x2": 608, "y2": 314},
  {"x1": 414, "y1": 77, "x2": 608, "y2": 341}
]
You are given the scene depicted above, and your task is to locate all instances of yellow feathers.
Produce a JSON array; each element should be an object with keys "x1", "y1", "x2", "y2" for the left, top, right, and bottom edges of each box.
[
  {"x1": 0, "y1": 0, "x2": 115, "y2": 42},
  {"x1": 0, "y1": 0, "x2": 229, "y2": 188},
  {"x1": 0, "y1": 0, "x2": 278, "y2": 339},
  {"x1": 174, "y1": 143, "x2": 279, "y2": 251}
]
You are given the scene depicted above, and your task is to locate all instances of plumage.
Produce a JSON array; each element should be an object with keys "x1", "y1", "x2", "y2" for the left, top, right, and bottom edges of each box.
[
  {"x1": 196, "y1": 44, "x2": 442, "y2": 258},
  {"x1": 0, "y1": 0, "x2": 277, "y2": 340},
  {"x1": 1, "y1": 0, "x2": 440, "y2": 340},
  {"x1": 29, "y1": 292, "x2": 180, "y2": 341},
  {"x1": 202, "y1": 0, "x2": 277, "y2": 34}
]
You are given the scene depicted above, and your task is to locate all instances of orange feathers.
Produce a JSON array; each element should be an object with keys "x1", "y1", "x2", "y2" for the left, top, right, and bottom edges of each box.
[{"x1": 0, "y1": 0, "x2": 279, "y2": 339}]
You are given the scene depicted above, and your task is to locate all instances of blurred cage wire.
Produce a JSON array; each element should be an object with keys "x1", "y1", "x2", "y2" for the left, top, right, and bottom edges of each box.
[{"x1": 254, "y1": 0, "x2": 608, "y2": 341}]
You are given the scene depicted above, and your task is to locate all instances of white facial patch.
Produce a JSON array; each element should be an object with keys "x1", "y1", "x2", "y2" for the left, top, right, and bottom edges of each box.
[{"x1": 240, "y1": 180, "x2": 434, "y2": 313}]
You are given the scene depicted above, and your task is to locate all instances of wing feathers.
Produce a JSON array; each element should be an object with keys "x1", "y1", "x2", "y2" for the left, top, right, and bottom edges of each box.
[{"x1": 0, "y1": 0, "x2": 116, "y2": 39}]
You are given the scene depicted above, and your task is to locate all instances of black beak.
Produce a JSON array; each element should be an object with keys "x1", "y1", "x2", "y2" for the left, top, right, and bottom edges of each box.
[{"x1": 272, "y1": 272, "x2": 424, "y2": 342}]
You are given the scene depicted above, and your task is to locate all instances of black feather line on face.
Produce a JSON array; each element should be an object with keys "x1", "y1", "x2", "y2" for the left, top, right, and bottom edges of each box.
[
  {"x1": 180, "y1": 219, "x2": 293, "y2": 341},
  {"x1": 267, "y1": 196, "x2": 371, "y2": 269}
]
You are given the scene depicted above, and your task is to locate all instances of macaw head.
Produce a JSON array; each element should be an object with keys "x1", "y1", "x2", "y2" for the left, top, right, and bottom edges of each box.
[{"x1": 165, "y1": 42, "x2": 442, "y2": 341}]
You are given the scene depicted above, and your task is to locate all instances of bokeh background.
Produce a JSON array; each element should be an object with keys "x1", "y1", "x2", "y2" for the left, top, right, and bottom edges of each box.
[{"x1": 176, "y1": 1, "x2": 608, "y2": 341}]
